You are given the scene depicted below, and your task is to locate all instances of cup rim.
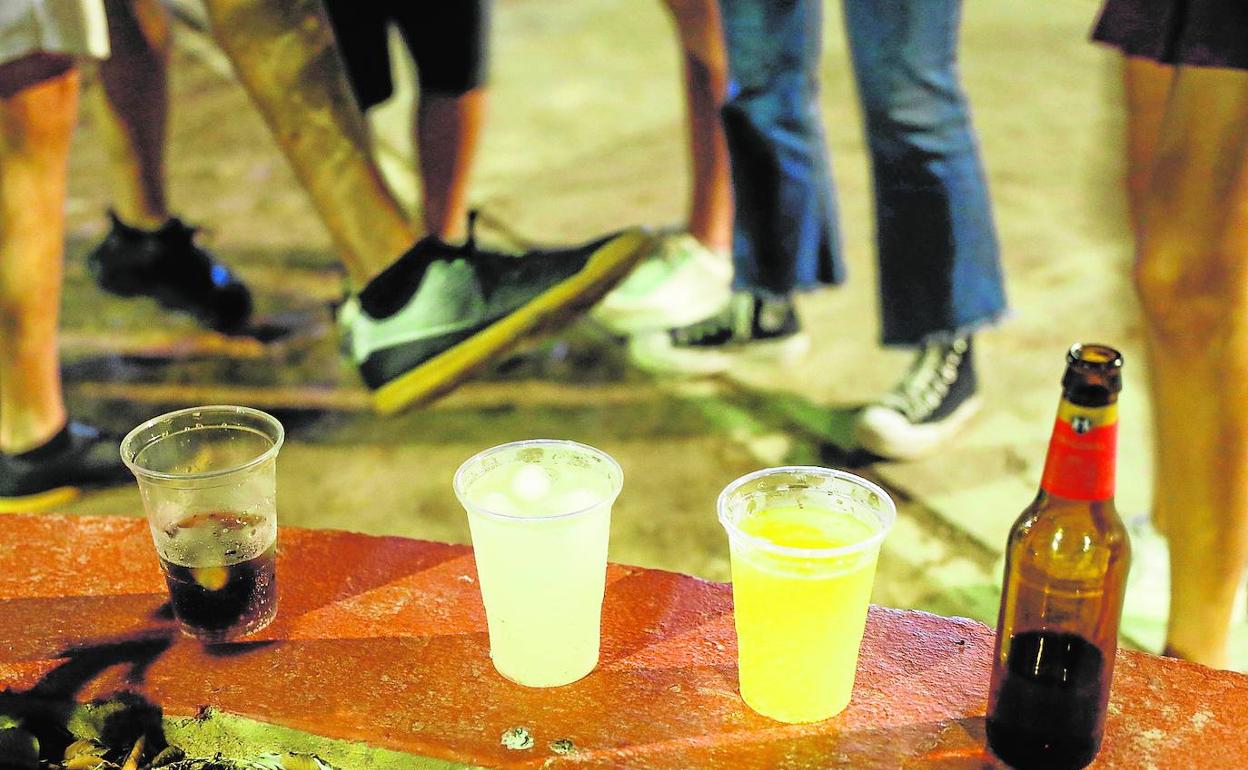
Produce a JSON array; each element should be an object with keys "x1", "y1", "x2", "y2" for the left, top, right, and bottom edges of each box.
[
  {"x1": 717, "y1": 465, "x2": 897, "y2": 560},
  {"x1": 453, "y1": 438, "x2": 623, "y2": 522},
  {"x1": 121, "y1": 405, "x2": 285, "y2": 483}
]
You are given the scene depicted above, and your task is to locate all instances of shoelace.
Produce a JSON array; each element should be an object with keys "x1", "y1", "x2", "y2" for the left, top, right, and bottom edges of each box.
[
  {"x1": 462, "y1": 210, "x2": 520, "y2": 298},
  {"x1": 883, "y1": 338, "x2": 968, "y2": 421}
]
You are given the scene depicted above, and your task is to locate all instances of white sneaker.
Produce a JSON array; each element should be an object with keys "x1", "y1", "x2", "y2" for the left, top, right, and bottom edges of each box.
[
  {"x1": 592, "y1": 232, "x2": 732, "y2": 335},
  {"x1": 1119, "y1": 514, "x2": 1248, "y2": 653}
]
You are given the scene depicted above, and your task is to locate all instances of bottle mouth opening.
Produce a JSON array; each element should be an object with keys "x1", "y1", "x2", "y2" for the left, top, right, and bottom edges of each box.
[{"x1": 1068, "y1": 343, "x2": 1123, "y2": 370}]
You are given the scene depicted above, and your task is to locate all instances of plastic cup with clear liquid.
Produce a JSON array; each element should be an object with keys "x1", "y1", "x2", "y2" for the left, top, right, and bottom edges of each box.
[{"x1": 454, "y1": 439, "x2": 623, "y2": 687}]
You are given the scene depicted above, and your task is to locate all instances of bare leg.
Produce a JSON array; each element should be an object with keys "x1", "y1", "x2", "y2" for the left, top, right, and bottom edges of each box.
[
  {"x1": 202, "y1": 0, "x2": 417, "y2": 284},
  {"x1": 0, "y1": 56, "x2": 78, "y2": 453},
  {"x1": 1123, "y1": 56, "x2": 1177, "y2": 536},
  {"x1": 416, "y1": 88, "x2": 487, "y2": 242},
  {"x1": 1132, "y1": 65, "x2": 1248, "y2": 668},
  {"x1": 95, "y1": 0, "x2": 172, "y2": 228},
  {"x1": 662, "y1": 0, "x2": 732, "y2": 253},
  {"x1": 1123, "y1": 57, "x2": 1174, "y2": 233}
]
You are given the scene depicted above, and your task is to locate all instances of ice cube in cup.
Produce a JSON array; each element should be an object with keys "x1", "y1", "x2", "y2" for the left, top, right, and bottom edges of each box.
[
  {"x1": 510, "y1": 463, "x2": 553, "y2": 503},
  {"x1": 477, "y1": 491, "x2": 518, "y2": 517}
]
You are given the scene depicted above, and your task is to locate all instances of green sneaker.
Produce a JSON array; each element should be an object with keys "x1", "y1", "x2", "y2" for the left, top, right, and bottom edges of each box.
[{"x1": 347, "y1": 222, "x2": 653, "y2": 414}]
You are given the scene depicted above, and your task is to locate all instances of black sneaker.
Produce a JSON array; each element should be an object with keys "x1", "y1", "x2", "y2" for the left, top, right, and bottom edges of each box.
[
  {"x1": 0, "y1": 422, "x2": 131, "y2": 512},
  {"x1": 344, "y1": 215, "x2": 653, "y2": 415},
  {"x1": 627, "y1": 291, "x2": 811, "y2": 376},
  {"x1": 86, "y1": 211, "x2": 253, "y2": 333},
  {"x1": 854, "y1": 336, "x2": 981, "y2": 460}
]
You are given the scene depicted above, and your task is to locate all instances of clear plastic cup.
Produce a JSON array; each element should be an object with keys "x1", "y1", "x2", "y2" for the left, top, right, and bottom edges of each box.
[
  {"x1": 454, "y1": 439, "x2": 623, "y2": 687},
  {"x1": 719, "y1": 466, "x2": 896, "y2": 723},
  {"x1": 121, "y1": 405, "x2": 284, "y2": 642}
]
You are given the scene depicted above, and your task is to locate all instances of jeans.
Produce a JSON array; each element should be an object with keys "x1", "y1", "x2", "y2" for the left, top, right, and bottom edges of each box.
[{"x1": 718, "y1": 0, "x2": 1007, "y2": 346}]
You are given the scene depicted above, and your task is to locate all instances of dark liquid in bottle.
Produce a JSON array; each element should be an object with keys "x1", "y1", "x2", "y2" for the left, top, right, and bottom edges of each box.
[
  {"x1": 158, "y1": 511, "x2": 277, "y2": 641},
  {"x1": 987, "y1": 631, "x2": 1107, "y2": 770}
]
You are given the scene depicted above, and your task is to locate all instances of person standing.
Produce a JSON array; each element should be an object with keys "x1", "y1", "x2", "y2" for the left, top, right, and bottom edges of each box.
[
  {"x1": 86, "y1": 0, "x2": 253, "y2": 333},
  {"x1": 593, "y1": 0, "x2": 735, "y2": 335},
  {"x1": 0, "y1": 0, "x2": 130, "y2": 510},
  {"x1": 630, "y1": 0, "x2": 1008, "y2": 461},
  {"x1": 201, "y1": 0, "x2": 651, "y2": 415},
  {"x1": 1093, "y1": 0, "x2": 1248, "y2": 669}
]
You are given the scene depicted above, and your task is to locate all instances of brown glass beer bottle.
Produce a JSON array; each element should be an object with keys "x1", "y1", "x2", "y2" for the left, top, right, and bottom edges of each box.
[{"x1": 986, "y1": 344, "x2": 1130, "y2": 770}]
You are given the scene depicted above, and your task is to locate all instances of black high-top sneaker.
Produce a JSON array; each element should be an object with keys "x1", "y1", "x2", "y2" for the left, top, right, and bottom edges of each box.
[
  {"x1": 344, "y1": 214, "x2": 653, "y2": 415},
  {"x1": 86, "y1": 211, "x2": 252, "y2": 333},
  {"x1": 627, "y1": 291, "x2": 811, "y2": 376},
  {"x1": 854, "y1": 336, "x2": 981, "y2": 460},
  {"x1": 0, "y1": 422, "x2": 131, "y2": 512}
]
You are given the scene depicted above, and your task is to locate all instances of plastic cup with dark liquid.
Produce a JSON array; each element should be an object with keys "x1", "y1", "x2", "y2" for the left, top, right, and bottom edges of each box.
[{"x1": 122, "y1": 406, "x2": 283, "y2": 642}]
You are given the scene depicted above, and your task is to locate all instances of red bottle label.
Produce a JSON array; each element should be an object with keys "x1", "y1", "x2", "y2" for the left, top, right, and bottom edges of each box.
[{"x1": 1039, "y1": 401, "x2": 1117, "y2": 501}]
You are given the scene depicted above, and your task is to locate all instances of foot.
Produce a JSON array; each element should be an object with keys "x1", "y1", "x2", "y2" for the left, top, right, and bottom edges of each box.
[
  {"x1": 853, "y1": 337, "x2": 981, "y2": 460},
  {"x1": 627, "y1": 291, "x2": 810, "y2": 377},
  {"x1": 591, "y1": 231, "x2": 732, "y2": 335},
  {"x1": 86, "y1": 211, "x2": 253, "y2": 333},
  {"x1": 345, "y1": 217, "x2": 654, "y2": 415},
  {"x1": 0, "y1": 422, "x2": 131, "y2": 512}
]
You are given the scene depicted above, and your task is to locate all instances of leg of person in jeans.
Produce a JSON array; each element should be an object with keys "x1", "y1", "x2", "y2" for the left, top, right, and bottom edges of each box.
[
  {"x1": 847, "y1": 0, "x2": 1007, "y2": 460},
  {"x1": 1130, "y1": 64, "x2": 1248, "y2": 669},
  {"x1": 0, "y1": 54, "x2": 128, "y2": 510},
  {"x1": 202, "y1": 0, "x2": 652, "y2": 413},
  {"x1": 628, "y1": 0, "x2": 835, "y2": 374},
  {"x1": 86, "y1": 0, "x2": 253, "y2": 332},
  {"x1": 594, "y1": 0, "x2": 736, "y2": 334}
]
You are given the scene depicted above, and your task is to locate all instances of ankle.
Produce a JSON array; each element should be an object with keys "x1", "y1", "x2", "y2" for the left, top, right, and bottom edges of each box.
[
  {"x1": 112, "y1": 208, "x2": 169, "y2": 232},
  {"x1": 1, "y1": 416, "x2": 68, "y2": 455},
  {"x1": 686, "y1": 230, "x2": 730, "y2": 256},
  {"x1": 1164, "y1": 634, "x2": 1230, "y2": 669}
]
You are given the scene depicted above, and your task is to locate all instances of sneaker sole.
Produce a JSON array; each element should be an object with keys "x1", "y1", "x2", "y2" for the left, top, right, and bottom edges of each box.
[
  {"x1": 854, "y1": 395, "x2": 983, "y2": 461},
  {"x1": 0, "y1": 485, "x2": 80, "y2": 514},
  {"x1": 371, "y1": 229, "x2": 655, "y2": 415},
  {"x1": 629, "y1": 332, "x2": 811, "y2": 377},
  {"x1": 592, "y1": 281, "x2": 734, "y2": 336}
]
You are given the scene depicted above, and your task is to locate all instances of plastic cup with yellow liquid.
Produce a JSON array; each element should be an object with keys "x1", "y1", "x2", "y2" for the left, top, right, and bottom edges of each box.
[{"x1": 719, "y1": 466, "x2": 895, "y2": 723}]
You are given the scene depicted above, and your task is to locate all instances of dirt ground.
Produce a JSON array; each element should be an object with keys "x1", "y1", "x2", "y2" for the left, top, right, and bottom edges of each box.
[{"x1": 51, "y1": 0, "x2": 1223, "y2": 656}]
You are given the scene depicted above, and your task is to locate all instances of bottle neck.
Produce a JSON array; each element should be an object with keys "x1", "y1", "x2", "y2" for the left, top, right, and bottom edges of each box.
[{"x1": 1039, "y1": 398, "x2": 1118, "y2": 502}]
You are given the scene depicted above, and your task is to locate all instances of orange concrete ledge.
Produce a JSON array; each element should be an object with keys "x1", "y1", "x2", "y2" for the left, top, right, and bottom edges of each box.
[{"x1": 0, "y1": 514, "x2": 1244, "y2": 768}]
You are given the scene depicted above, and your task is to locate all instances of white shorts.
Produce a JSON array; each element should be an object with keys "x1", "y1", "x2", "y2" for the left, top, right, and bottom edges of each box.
[{"x1": 0, "y1": 0, "x2": 109, "y2": 66}]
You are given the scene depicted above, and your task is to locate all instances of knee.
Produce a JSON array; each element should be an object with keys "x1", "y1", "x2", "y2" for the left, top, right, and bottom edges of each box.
[
  {"x1": 722, "y1": 68, "x2": 811, "y2": 123},
  {"x1": 1134, "y1": 245, "x2": 1242, "y2": 343},
  {"x1": 859, "y1": 78, "x2": 970, "y2": 158}
]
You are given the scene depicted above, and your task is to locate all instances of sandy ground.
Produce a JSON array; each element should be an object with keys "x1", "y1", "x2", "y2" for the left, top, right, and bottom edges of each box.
[{"x1": 47, "y1": 0, "x2": 1243, "y2": 662}]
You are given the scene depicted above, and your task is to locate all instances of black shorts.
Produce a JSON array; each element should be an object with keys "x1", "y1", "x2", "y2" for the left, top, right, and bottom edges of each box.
[
  {"x1": 323, "y1": 0, "x2": 490, "y2": 111},
  {"x1": 1092, "y1": 0, "x2": 1248, "y2": 71}
]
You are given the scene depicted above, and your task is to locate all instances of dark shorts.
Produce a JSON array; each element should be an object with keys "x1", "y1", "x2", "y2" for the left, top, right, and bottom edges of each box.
[
  {"x1": 323, "y1": 0, "x2": 490, "y2": 111},
  {"x1": 1092, "y1": 0, "x2": 1248, "y2": 71}
]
